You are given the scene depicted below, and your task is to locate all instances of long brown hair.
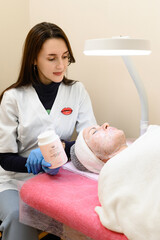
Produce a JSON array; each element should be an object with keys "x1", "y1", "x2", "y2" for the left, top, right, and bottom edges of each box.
[{"x1": 0, "y1": 22, "x2": 76, "y2": 103}]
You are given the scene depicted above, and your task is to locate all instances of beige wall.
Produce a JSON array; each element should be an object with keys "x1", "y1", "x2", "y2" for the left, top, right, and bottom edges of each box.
[
  {"x1": 29, "y1": 0, "x2": 160, "y2": 138},
  {"x1": 1, "y1": 0, "x2": 160, "y2": 138},
  {"x1": 0, "y1": 0, "x2": 30, "y2": 91}
]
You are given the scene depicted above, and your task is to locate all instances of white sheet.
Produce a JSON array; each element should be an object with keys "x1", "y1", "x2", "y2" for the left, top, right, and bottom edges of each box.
[
  {"x1": 62, "y1": 162, "x2": 99, "y2": 181},
  {"x1": 95, "y1": 125, "x2": 160, "y2": 240}
]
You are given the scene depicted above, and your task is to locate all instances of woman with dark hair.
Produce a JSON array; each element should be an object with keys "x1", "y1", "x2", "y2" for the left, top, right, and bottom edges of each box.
[{"x1": 0, "y1": 22, "x2": 96, "y2": 240}]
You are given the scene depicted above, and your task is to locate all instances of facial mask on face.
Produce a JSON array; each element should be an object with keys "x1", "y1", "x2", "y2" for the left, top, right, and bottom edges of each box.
[{"x1": 89, "y1": 127, "x2": 126, "y2": 159}]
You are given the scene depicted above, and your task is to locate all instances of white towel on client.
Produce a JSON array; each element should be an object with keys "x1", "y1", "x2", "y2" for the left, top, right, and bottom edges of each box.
[{"x1": 95, "y1": 125, "x2": 160, "y2": 240}]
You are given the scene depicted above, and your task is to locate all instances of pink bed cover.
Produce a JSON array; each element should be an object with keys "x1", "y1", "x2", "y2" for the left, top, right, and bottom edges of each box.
[{"x1": 20, "y1": 168, "x2": 128, "y2": 240}]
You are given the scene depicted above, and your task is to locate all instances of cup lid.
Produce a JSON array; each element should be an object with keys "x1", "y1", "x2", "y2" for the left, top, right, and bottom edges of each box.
[{"x1": 38, "y1": 130, "x2": 57, "y2": 144}]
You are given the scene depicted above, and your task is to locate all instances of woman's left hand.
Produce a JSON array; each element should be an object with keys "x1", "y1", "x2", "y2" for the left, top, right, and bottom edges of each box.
[{"x1": 42, "y1": 159, "x2": 60, "y2": 175}]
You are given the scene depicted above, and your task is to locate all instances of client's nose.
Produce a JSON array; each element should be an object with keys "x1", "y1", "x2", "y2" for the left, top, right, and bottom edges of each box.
[{"x1": 101, "y1": 122, "x2": 109, "y2": 130}]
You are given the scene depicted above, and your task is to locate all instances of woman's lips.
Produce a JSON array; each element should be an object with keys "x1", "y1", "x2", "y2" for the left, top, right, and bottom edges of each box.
[{"x1": 53, "y1": 72, "x2": 63, "y2": 76}]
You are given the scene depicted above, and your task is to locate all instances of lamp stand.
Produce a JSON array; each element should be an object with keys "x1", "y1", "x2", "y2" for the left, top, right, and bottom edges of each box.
[{"x1": 122, "y1": 56, "x2": 148, "y2": 135}]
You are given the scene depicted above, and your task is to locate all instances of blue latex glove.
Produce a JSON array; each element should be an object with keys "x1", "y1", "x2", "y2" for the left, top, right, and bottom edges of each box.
[
  {"x1": 25, "y1": 148, "x2": 44, "y2": 175},
  {"x1": 42, "y1": 159, "x2": 60, "y2": 175}
]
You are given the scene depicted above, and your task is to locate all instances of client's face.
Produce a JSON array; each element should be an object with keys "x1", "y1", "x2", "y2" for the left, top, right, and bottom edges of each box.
[{"x1": 83, "y1": 123, "x2": 126, "y2": 162}]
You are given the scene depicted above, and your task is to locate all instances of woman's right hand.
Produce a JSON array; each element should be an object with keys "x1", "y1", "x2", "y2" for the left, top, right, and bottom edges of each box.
[{"x1": 25, "y1": 148, "x2": 44, "y2": 175}]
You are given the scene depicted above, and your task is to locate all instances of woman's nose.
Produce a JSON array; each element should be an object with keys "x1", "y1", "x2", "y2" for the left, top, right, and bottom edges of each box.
[
  {"x1": 101, "y1": 122, "x2": 109, "y2": 130},
  {"x1": 56, "y1": 58, "x2": 63, "y2": 68}
]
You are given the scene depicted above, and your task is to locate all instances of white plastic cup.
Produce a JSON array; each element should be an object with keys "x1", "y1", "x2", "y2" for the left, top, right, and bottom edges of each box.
[{"x1": 38, "y1": 130, "x2": 68, "y2": 169}]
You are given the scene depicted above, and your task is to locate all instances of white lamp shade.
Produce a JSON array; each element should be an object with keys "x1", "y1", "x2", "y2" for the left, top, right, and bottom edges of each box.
[{"x1": 83, "y1": 38, "x2": 151, "y2": 56}]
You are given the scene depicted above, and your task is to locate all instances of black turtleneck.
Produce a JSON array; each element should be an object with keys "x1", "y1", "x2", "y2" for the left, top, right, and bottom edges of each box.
[
  {"x1": 0, "y1": 82, "x2": 75, "y2": 172},
  {"x1": 33, "y1": 81, "x2": 61, "y2": 111}
]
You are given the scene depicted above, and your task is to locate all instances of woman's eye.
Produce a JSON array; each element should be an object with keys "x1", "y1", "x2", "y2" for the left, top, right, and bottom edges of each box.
[
  {"x1": 63, "y1": 55, "x2": 68, "y2": 59},
  {"x1": 48, "y1": 58, "x2": 55, "y2": 61}
]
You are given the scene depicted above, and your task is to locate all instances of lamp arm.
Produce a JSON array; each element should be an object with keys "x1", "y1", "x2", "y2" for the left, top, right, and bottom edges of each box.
[{"x1": 122, "y1": 56, "x2": 148, "y2": 135}]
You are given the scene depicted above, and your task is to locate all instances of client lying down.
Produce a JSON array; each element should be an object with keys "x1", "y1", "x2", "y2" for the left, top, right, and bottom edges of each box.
[
  {"x1": 70, "y1": 122, "x2": 128, "y2": 173},
  {"x1": 71, "y1": 124, "x2": 160, "y2": 240}
]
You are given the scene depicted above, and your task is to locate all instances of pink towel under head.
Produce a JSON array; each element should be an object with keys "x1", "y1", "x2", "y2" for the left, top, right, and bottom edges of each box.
[{"x1": 20, "y1": 168, "x2": 127, "y2": 240}]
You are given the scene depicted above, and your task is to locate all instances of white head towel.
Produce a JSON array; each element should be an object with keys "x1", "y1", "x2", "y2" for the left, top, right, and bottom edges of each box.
[{"x1": 75, "y1": 130, "x2": 104, "y2": 174}]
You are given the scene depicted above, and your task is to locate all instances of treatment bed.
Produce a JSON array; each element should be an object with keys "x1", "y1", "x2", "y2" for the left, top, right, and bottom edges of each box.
[
  {"x1": 19, "y1": 162, "x2": 128, "y2": 240},
  {"x1": 20, "y1": 127, "x2": 160, "y2": 240}
]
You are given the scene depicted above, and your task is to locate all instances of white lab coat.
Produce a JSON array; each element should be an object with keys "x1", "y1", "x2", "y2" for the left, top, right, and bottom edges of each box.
[{"x1": 0, "y1": 81, "x2": 97, "y2": 192}]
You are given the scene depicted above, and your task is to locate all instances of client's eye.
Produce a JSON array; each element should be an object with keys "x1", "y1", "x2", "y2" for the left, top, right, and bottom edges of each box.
[
  {"x1": 93, "y1": 130, "x2": 98, "y2": 135},
  {"x1": 89, "y1": 126, "x2": 99, "y2": 135}
]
